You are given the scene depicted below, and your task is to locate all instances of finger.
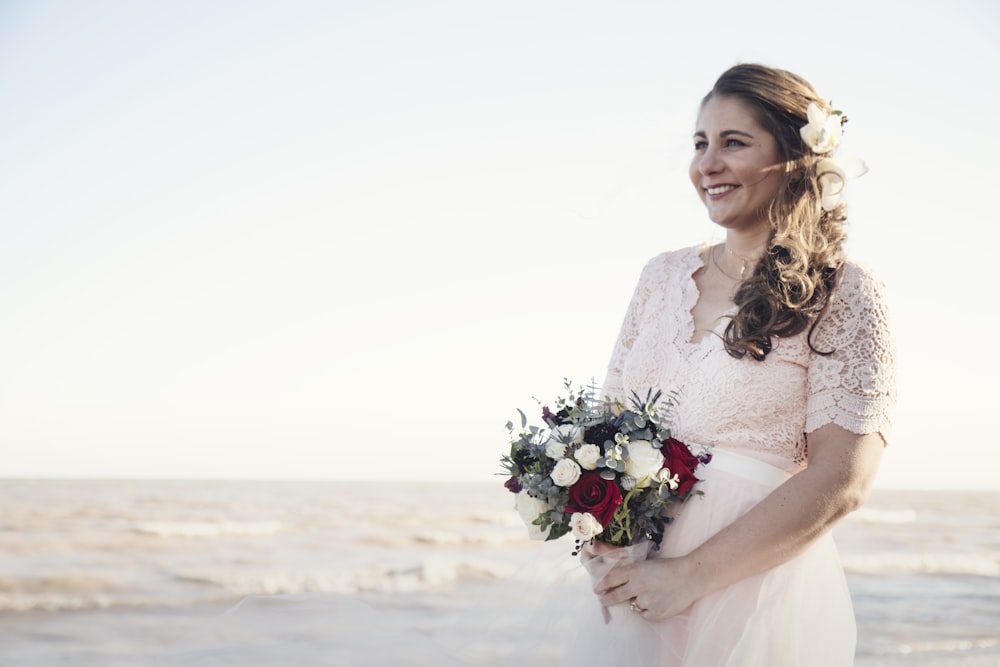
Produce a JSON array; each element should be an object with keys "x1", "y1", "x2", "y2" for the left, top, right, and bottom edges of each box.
[
  {"x1": 593, "y1": 560, "x2": 636, "y2": 594},
  {"x1": 597, "y1": 577, "x2": 635, "y2": 606},
  {"x1": 593, "y1": 568, "x2": 628, "y2": 595},
  {"x1": 599, "y1": 584, "x2": 634, "y2": 609},
  {"x1": 579, "y1": 542, "x2": 604, "y2": 562}
]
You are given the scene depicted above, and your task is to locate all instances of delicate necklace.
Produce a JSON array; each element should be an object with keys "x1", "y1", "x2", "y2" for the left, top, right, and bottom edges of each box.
[
  {"x1": 709, "y1": 245, "x2": 741, "y2": 281},
  {"x1": 722, "y1": 245, "x2": 760, "y2": 279}
]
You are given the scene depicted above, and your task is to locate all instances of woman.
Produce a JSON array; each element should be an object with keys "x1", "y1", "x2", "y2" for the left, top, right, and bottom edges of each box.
[{"x1": 578, "y1": 64, "x2": 896, "y2": 665}]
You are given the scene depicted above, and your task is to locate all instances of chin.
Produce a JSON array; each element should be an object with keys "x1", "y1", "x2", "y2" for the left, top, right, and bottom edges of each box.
[{"x1": 707, "y1": 212, "x2": 737, "y2": 228}]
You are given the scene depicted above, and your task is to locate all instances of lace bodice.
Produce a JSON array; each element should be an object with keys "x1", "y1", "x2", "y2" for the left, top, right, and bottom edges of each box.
[{"x1": 602, "y1": 245, "x2": 897, "y2": 469}]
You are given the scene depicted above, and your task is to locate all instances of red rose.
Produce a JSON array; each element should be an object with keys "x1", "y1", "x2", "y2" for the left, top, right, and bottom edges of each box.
[
  {"x1": 660, "y1": 437, "x2": 701, "y2": 497},
  {"x1": 564, "y1": 472, "x2": 623, "y2": 526}
]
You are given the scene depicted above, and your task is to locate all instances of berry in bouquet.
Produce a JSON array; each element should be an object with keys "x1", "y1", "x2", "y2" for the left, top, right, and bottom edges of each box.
[{"x1": 501, "y1": 380, "x2": 712, "y2": 553}]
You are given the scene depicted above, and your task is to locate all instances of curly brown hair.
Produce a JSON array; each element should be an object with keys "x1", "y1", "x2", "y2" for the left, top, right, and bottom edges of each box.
[{"x1": 702, "y1": 64, "x2": 849, "y2": 361}]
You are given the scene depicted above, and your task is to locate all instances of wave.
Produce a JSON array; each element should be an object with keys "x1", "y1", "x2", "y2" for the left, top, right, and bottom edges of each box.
[
  {"x1": 357, "y1": 524, "x2": 533, "y2": 549},
  {"x1": 411, "y1": 531, "x2": 529, "y2": 547},
  {"x1": 0, "y1": 592, "x2": 114, "y2": 612},
  {"x1": 0, "y1": 558, "x2": 515, "y2": 612},
  {"x1": 842, "y1": 552, "x2": 1000, "y2": 576},
  {"x1": 177, "y1": 558, "x2": 515, "y2": 598},
  {"x1": 875, "y1": 637, "x2": 1000, "y2": 656},
  {"x1": 132, "y1": 520, "x2": 283, "y2": 538},
  {"x1": 0, "y1": 575, "x2": 117, "y2": 612}
]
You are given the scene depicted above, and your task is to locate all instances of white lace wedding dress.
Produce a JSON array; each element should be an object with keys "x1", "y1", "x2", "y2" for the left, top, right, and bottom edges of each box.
[{"x1": 557, "y1": 244, "x2": 897, "y2": 666}]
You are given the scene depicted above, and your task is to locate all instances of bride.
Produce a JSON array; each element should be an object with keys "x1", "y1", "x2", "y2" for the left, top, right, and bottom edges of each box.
[{"x1": 563, "y1": 62, "x2": 896, "y2": 666}]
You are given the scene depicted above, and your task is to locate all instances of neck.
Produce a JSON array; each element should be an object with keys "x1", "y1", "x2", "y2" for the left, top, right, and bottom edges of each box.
[
  {"x1": 725, "y1": 244, "x2": 760, "y2": 261},
  {"x1": 723, "y1": 228, "x2": 769, "y2": 259},
  {"x1": 712, "y1": 231, "x2": 768, "y2": 281}
]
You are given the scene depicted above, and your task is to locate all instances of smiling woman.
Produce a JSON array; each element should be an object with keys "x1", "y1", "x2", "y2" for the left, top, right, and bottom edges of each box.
[{"x1": 558, "y1": 63, "x2": 897, "y2": 667}]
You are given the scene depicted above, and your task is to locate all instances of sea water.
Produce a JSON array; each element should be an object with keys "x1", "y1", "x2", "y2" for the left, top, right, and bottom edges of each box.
[{"x1": 0, "y1": 480, "x2": 998, "y2": 666}]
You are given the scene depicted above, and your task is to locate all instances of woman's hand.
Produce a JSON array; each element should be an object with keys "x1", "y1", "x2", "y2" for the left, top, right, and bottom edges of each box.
[
  {"x1": 578, "y1": 538, "x2": 620, "y2": 563},
  {"x1": 581, "y1": 540, "x2": 704, "y2": 621},
  {"x1": 593, "y1": 556, "x2": 704, "y2": 621}
]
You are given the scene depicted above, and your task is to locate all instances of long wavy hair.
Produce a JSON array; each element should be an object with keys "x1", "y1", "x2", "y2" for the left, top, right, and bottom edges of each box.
[{"x1": 703, "y1": 64, "x2": 848, "y2": 361}]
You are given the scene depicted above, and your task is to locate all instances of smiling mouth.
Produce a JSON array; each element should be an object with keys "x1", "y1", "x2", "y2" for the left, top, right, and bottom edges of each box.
[{"x1": 705, "y1": 185, "x2": 738, "y2": 196}]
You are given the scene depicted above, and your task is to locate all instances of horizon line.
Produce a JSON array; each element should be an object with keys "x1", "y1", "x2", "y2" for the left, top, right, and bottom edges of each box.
[{"x1": 2, "y1": 476, "x2": 998, "y2": 494}]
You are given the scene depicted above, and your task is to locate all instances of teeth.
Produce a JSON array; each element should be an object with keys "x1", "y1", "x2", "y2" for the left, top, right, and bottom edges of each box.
[{"x1": 706, "y1": 185, "x2": 736, "y2": 195}]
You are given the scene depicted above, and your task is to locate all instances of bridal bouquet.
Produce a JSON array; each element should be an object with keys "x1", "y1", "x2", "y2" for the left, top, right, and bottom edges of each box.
[{"x1": 501, "y1": 381, "x2": 711, "y2": 551}]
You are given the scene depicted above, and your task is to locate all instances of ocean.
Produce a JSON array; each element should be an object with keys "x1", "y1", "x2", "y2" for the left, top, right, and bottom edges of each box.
[{"x1": 1, "y1": 480, "x2": 998, "y2": 666}]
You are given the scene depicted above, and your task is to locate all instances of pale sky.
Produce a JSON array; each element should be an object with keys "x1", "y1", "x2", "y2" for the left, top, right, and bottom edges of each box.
[{"x1": 1, "y1": 1, "x2": 998, "y2": 490}]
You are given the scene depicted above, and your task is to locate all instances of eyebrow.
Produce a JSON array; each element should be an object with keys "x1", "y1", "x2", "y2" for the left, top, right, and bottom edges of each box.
[{"x1": 693, "y1": 129, "x2": 756, "y2": 139}]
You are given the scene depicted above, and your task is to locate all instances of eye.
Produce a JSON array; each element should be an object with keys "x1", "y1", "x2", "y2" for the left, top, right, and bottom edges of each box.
[
  {"x1": 725, "y1": 138, "x2": 747, "y2": 148},
  {"x1": 694, "y1": 140, "x2": 708, "y2": 150}
]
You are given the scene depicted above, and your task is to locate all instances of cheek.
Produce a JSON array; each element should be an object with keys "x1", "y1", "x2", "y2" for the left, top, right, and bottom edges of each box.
[
  {"x1": 759, "y1": 171, "x2": 786, "y2": 203},
  {"x1": 689, "y1": 160, "x2": 703, "y2": 194}
]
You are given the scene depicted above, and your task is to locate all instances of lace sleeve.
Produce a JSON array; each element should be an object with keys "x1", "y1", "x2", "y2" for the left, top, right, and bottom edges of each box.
[
  {"x1": 601, "y1": 258, "x2": 658, "y2": 403},
  {"x1": 805, "y1": 262, "x2": 898, "y2": 442}
]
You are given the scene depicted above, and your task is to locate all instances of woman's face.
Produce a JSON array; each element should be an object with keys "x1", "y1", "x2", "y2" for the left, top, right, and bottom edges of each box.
[{"x1": 690, "y1": 95, "x2": 785, "y2": 234}]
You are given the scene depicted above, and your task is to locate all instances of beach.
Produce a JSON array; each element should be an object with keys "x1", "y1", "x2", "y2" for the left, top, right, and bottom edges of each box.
[{"x1": 1, "y1": 480, "x2": 998, "y2": 665}]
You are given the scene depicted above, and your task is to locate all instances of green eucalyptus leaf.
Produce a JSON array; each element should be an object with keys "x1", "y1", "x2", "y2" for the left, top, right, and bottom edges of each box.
[{"x1": 547, "y1": 523, "x2": 571, "y2": 541}]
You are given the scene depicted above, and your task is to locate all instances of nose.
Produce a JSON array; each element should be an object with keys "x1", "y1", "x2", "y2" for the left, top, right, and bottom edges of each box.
[{"x1": 697, "y1": 146, "x2": 723, "y2": 176}]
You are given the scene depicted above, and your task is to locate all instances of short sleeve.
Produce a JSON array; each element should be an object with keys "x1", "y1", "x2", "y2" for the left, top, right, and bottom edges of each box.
[{"x1": 805, "y1": 263, "x2": 897, "y2": 442}]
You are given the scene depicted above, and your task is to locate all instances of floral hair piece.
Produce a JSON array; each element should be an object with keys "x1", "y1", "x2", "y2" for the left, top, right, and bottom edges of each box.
[{"x1": 800, "y1": 102, "x2": 867, "y2": 211}]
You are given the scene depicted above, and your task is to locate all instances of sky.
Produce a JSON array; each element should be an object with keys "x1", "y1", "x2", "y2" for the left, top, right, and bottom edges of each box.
[{"x1": 1, "y1": 1, "x2": 998, "y2": 490}]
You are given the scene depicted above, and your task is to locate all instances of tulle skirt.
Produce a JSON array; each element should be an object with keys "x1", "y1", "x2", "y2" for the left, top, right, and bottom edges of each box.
[{"x1": 557, "y1": 447, "x2": 856, "y2": 667}]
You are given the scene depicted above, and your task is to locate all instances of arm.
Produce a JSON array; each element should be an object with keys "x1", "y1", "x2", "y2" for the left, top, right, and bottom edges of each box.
[{"x1": 596, "y1": 424, "x2": 883, "y2": 619}]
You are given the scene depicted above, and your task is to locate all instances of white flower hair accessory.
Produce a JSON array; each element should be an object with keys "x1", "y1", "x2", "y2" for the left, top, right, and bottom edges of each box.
[
  {"x1": 799, "y1": 102, "x2": 868, "y2": 211},
  {"x1": 816, "y1": 156, "x2": 868, "y2": 211},
  {"x1": 800, "y1": 102, "x2": 843, "y2": 154}
]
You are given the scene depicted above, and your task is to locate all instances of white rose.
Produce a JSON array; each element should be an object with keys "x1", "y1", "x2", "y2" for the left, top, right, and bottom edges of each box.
[
  {"x1": 569, "y1": 512, "x2": 604, "y2": 540},
  {"x1": 550, "y1": 458, "x2": 582, "y2": 487},
  {"x1": 624, "y1": 440, "x2": 664, "y2": 488},
  {"x1": 575, "y1": 444, "x2": 601, "y2": 470},
  {"x1": 545, "y1": 439, "x2": 567, "y2": 460},
  {"x1": 515, "y1": 492, "x2": 552, "y2": 541}
]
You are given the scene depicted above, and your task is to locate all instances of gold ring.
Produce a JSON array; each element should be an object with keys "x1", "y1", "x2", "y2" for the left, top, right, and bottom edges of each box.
[{"x1": 630, "y1": 599, "x2": 644, "y2": 613}]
